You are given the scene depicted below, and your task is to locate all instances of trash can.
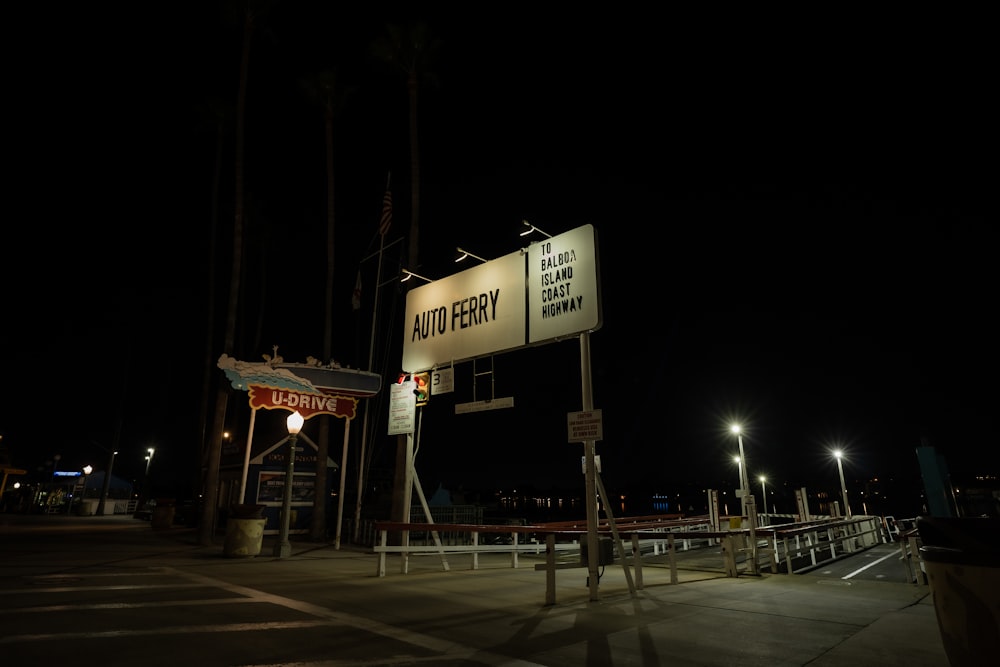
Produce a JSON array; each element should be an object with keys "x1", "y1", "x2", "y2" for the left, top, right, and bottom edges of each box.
[
  {"x1": 224, "y1": 504, "x2": 267, "y2": 558},
  {"x1": 917, "y1": 516, "x2": 1000, "y2": 667},
  {"x1": 151, "y1": 500, "x2": 176, "y2": 530}
]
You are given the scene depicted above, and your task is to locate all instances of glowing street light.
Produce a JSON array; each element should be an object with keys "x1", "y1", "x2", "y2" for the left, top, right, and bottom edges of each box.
[
  {"x1": 145, "y1": 447, "x2": 155, "y2": 476},
  {"x1": 833, "y1": 449, "x2": 852, "y2": 518},
  {"x1": 730, "y1": 424, "x2": 759, "y2": 573},
  {"x1": 274, "y1": 411, "x2": 304, "y2": 559},
  {"x1": 759, "y1": 475, "x2": 769, "y2": 516},
  {"x1": 79, "y1": 465, "x2": 93, "y2": 515},
  {"x1": 730, "y1": 425, "x2": 751, "y2": 517}
]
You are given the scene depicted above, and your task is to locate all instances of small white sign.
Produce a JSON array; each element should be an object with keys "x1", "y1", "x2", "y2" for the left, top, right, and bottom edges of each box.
[
  {"x1": 567, "y1": 409, "x2": 603, "y2": 442},
  {"x1": 387, "y1": 381, "x2": 416, "y2": 435},
  {"x1": 432, "y1": 367, "x2": 454, "y2": 395},
  {"x1": 455, "y1": 397, "x2": 514, "y2": 414}
]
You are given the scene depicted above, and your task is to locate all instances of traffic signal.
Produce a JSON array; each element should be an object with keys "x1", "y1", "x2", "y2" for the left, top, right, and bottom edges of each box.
[{"x1": 413, "y1": 372, "x2": 430, "y2": 406}]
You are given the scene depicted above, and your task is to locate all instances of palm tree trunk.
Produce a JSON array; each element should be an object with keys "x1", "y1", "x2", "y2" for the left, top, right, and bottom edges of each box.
[
  {"x1": 198, "y1": 7, "x2": 253, "y2": 546},
  {"x1": 311, "y1": 95, "x2": 337, "y2": 541},
  {"x1": 391, "y1": 69, "x2": 423, "y2": 528},
  {"x1": 406, "y1": 69, "x2": 421, "y2": 268},
  {"x1": 197, "y1": 112, "x2": 223, "y2": 486}
]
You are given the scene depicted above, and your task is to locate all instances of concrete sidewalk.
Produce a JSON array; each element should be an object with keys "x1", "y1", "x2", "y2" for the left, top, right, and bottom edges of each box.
[{"x1": 0, "y1": 513, "x2": 950, "y2": 666}]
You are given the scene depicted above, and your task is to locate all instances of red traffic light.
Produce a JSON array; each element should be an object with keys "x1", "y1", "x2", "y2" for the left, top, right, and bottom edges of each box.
[{"x1": 412, "y1": 371, "x2": 430, "y2": 406}]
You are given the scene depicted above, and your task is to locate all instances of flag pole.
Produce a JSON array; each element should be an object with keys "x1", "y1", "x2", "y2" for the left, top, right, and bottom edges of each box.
[{"x1": 354, "y1": 173, "x2": 391, "y2": 542}]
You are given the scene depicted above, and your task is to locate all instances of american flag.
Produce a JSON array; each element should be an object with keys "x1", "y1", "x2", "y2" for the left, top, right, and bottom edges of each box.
[{"x1": 379, "y1": 189, "x2": 392, "y2": 236}]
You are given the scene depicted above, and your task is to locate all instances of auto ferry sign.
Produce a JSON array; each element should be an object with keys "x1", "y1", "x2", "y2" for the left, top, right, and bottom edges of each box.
[
  {"x1": 402, "y1": 250, "x2": 526, "y2": 373},
  {"x1": 402, "y1": 224, "x2": 601, "y2": 372}
]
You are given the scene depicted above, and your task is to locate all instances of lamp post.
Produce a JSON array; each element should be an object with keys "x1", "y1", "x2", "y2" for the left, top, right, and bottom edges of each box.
[
  {"x1": 730, "y1": 425, "x2": 750, "y2": 517},
  {"x1": 733, "y1": 455, "x2": 742, "y2": 500},
  {"x1": 833, "y1": 450, "x2": 852, "y2": 518},
  {"x1": 274, "y1": 411, "x2": 304, "y2": 558},
  {"x1": 79, "y1": 465, "x2": 93, "y2": 515},
  {"x1": 730, "y1": 424, "x2": 758, "y2": 573},
  {"x1": 96, "y1": 449, "x2": 117, "y2": 516},
  {"x1": 759, "y1": 475, "x2": 769, "y2": 518},
  {"x1": 141, "y1": 447, "x2": 155, "y2": 509}
]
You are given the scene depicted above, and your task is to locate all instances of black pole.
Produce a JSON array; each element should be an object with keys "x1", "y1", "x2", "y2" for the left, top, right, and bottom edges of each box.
[
  {"x1": 96, "y1": 449, "x2": 116, "y2": 516},
  {"x1": 274, "y1": 432, "x2": 297, "y2": 558}
]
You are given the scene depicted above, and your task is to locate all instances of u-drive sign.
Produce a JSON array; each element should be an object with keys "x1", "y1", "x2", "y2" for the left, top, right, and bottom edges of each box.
[{"x1": 567, "y1": 409, "x2": 603, "y2": 443}]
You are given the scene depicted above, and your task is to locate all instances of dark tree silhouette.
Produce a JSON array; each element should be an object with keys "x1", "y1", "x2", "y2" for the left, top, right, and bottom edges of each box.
[
  {"x1": 297, "y1": 68, "x2": 355, "y2": 541},
  {"x1": 371, "y1": 21, "x2": 441, "y2": 526},
  {"x1": 199, "y1": 0, "x2": 274, "y2": 546}
]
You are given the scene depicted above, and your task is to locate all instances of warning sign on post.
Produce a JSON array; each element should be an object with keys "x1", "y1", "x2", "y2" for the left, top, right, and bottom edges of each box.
[
  {"x1": 388, "y1": 380, "x2": 416, "y2": 435},
  {"x1": 567, "y1": 409, "x2": 603, "y2": 443}
]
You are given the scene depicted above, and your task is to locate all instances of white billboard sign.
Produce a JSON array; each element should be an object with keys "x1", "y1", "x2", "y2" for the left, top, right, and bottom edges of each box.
[
  {"x1": 528, "y1": 224, "x2": 601, "y2": 343},
  {"x1": 402, "y1": 250, "x2": 526, "y2": 373},
  {"x1": 401, "y1": 224, "x2": 602, "y2": 373}
]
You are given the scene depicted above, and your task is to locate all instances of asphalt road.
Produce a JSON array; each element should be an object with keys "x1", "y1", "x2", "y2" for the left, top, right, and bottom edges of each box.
[{"x1": 0, "y1": 514, "x2": 947, "y2": 666}]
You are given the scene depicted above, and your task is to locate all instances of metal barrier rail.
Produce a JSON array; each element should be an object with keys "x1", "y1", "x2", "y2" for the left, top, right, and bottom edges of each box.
[
  {"x1": 374, "y1": 518, "x2": 747, "y2": 578},
  {"x1": 372, "y1": 515, "x2": 889, "y2": 603},
  {"x1": 757, "y1": 515, "x2": 885, "y2": 574},
  {"x1": 896, "y1": 527, "x2": 927, "y2": 585}
]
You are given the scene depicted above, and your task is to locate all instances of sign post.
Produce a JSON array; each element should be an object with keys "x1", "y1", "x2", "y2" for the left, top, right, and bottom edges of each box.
[{"x1": 579, "y1": 332, "x2": 601, "y2": 601}]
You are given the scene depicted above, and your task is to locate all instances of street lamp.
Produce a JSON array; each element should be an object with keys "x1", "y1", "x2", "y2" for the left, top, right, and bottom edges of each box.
[
  {"x1": 833, "y1": 450, "x2": 852, "y2": 518},
  {"x1": 274, "y1": 411, "x2": 304, "y2": 558},
  {"x1": 79, "y1": 465, "x2": 93, "y2": 515},
  {"x1": 145, "y1": 447, "x2": 155, "y2": 476},
  {"x1": 759, "y1": 475, "x2": 769, "y2": 517},
  {"x1": 732, "y1": 455, "x2": 743, "y2": 507},
  {"x1": 730, "y1": 424, "x2": 759, "y2": 573},
  {"x1": 730, "y1": 425, "x2": 751, "y2": 517}
]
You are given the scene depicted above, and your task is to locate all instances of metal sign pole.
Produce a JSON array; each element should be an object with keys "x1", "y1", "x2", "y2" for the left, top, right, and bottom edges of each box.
[{"x1": 581, "y1": 332, "x2": 600, "y2": 601}]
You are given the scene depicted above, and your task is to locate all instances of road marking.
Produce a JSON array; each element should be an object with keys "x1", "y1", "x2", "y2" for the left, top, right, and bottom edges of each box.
[
  {"x1": 841, "y1": 549, "x2": 897, "y2": 580},
  {"x1": 0, "y1": 565, "x2": 547, "y2": 666}
]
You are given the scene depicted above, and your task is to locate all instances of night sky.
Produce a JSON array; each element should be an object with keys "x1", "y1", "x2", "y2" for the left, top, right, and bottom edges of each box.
[{"x1": 3, "y1": 4, "x2": 995, "y2": 517}]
